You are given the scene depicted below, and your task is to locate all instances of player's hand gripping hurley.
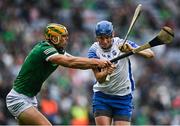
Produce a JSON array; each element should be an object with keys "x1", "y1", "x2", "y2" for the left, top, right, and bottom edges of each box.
[
  {"x1": 105, "y1": 26, "x2": 174, "y2": 81},
  {"x1": 105, "y1": 4, "x2": 142, "y2": 81},
  {"x1": 110, "y1": 26, "x2": 174, "y2": 63}
]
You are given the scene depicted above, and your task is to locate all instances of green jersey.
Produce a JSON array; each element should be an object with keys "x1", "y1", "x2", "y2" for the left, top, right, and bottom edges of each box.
[{"x1": 13, "y1": 41, "x2": 65, "y2": 97}]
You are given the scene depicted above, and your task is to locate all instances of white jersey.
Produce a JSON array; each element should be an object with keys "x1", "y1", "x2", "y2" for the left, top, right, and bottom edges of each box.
[{"x1": 88, "y1": 37, "x2": 139, "y2": 96}]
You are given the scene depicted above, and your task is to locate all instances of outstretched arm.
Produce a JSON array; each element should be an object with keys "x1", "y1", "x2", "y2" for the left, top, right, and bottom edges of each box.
[
  {"x1": 48, "y1": 54, "x2": 112, "y2": 69},
  {"x1": 136, "y1": 48, "x2": 155, "y2": 58}
]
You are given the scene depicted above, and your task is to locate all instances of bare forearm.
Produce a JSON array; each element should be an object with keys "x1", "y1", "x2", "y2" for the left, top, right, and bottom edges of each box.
[
  {"x1": 56, "y1": 57, "x2": 95, "y2": 69},
  {"x1": 52, "y1": 55, "x2": 95, "y2": 69},
  {"x1": 136, "y1": 49, "x2": 155, "y2": 58},
  {"x1": 64, "y1": 57, "x2": 95, "y2": 69},
  {"x1": 93, "y1": 69, "x2": 108, "y2": 83}
]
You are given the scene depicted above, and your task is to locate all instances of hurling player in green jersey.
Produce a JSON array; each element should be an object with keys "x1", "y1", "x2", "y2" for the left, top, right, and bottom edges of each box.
[{"x1": 6, "y1": 23, "x2": 113, "y2": 125}]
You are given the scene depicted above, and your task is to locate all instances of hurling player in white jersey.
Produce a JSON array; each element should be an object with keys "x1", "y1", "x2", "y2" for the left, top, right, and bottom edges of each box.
[{"x1": 88, "y1": 20, "x2": 155, "y2": 126}]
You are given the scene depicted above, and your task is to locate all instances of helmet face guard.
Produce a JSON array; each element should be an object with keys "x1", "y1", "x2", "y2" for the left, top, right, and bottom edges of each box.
[
  {"x1": 45, "y1": 23, "x2": 68, "y2": 45},
  {"x1": 95, "y1": 21, "x2": 113, "y2": 37}
]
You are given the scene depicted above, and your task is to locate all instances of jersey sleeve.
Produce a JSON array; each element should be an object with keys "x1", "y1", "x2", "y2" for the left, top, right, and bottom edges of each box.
[
  {"x1": 88, "y1": 44, "x2": 99, "y2": 59},
  {"x1": 127, "y1": 40, "x2": 139, "y2": 48},
  {"x1": 41, "y1": 44, "x2": 59, "y2": 61},
  {"x1": 116, "y1": 37, "x2": 139, "y2": 48}
]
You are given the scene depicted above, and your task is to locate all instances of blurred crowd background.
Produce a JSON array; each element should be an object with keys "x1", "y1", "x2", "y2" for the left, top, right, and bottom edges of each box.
[{"x1": 0, "y1": 0, "x2": 180, "y2": 125}]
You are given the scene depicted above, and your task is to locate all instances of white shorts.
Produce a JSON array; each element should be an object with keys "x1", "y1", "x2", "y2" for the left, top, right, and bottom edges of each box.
[{"x1": 6, "y1": 89, "x2": 38, "y2": 118}]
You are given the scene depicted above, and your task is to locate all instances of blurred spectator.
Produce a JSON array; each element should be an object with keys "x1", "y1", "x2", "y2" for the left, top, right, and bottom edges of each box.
[
  {"x1": 71, "y1": 95, "x2": 89, "y2": 125},
  {"x1": 40, "y1": 89, "x2": 60, "y2": 125}
]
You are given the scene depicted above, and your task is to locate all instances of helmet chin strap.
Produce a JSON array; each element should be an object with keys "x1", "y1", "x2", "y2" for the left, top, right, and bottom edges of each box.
[{"x1": 57, "y1": 36, "x2": 60, "y2": 44}]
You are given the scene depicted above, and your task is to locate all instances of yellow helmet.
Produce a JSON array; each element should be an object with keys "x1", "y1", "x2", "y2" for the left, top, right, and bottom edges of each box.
[{"x1": 45, "y1": 23, "x2": 68, "y2": 42}]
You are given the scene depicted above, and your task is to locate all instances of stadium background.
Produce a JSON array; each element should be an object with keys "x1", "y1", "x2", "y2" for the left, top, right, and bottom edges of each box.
[{"x1": 0, "y1": 0, "x2": 179, "y2": 125}]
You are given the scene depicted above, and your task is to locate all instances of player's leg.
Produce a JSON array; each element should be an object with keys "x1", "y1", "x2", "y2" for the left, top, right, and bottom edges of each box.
[
  {"x1": 113, "y1": 114, "x2": 131, "y2": 126},
  {"x1": 17, "y1": 106, "x2": 51, "y2": 125},
  {"x1": 114, "y1": 120, "x2": 130, "y2": 126},
  {"x1": 94, "y1": 110, "x2": 112, "y2": 125},
  {"x1": 113, "y1": 113, "x2": 131, "y2": 126}
]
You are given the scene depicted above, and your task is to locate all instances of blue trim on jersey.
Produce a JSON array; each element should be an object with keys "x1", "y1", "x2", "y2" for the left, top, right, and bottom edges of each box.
[
  {"x1": 128, "y1": 59, "x2": 135, "y2": 91},
  {"x1": 88, "y1": 45, "x2": 99, "y2": 58},
  {"x1": 93, "y1": 91, "x2": 133, "y2": 118},
  {"x1": 127, "y1": 40, "x2": 139, "y2": 48}
]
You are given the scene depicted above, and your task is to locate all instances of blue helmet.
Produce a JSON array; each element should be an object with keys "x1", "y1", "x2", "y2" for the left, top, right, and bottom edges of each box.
[{"x1": 95, "y1": 20, "x2": 113, "y2": 36}]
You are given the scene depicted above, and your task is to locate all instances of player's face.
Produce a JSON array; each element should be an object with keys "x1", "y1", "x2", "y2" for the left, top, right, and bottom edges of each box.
[
  {"x1": 97, "y1": 35, "x2": 112, "y2": 49},
  {"x1": 59, "y1": 34, "x2": 68, "y2": 48},
  {"x1": 52, "y1": 34, "x2": 68, "y2": 48}
]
